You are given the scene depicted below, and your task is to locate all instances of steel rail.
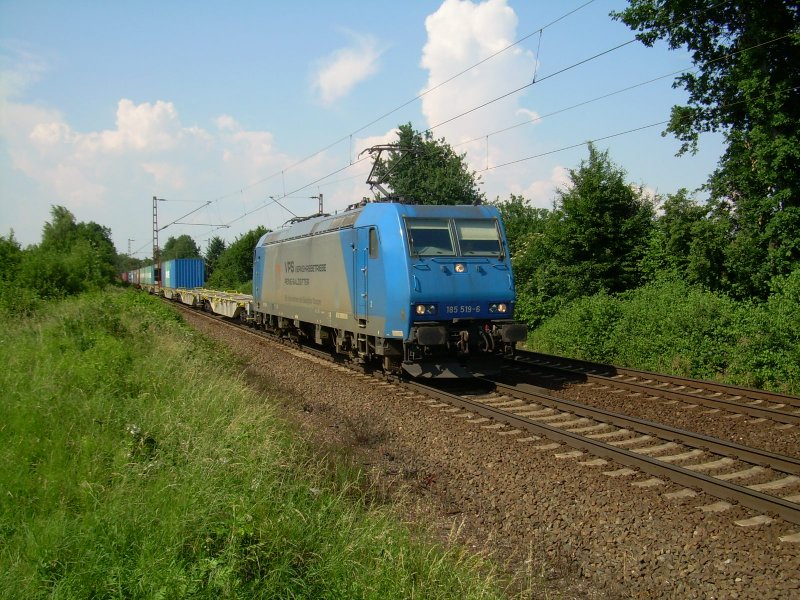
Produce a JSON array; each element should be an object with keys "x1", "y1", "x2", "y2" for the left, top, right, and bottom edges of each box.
[
  {"x1": 513, "y1": 359, "x2": 800, "y2": 425},
  {"x1": 173, "y1": 302, "x2": 341, "y2": 361},
  {"x1": 515, "y1": 350, "x2": 800, "y2": 408},
  {"x1": 402, "y1": 380, "x2": 800, "y2": 525},
  {"x1": 510, "y1": 354, "x2": 800, "y2": 424},
  {"x1": 491, "y1": 379, "x2": 800, "y2": 474}
]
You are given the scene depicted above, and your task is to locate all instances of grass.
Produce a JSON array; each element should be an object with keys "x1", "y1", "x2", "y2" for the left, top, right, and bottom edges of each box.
[{"x1": 0, "y1": 289, "x2": 508, "y2": 599}]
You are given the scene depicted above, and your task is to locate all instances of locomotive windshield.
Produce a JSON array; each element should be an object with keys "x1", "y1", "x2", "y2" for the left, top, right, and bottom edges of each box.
[
  {"x1": 405, "y1": 218, "x2": 502, "y2": 257},
  {"x1": 454, "y1": 219, "x2": 503, "y2": 256},
  {"x1": 406, "y1": 219, "x2": 456, "y2": 256}
]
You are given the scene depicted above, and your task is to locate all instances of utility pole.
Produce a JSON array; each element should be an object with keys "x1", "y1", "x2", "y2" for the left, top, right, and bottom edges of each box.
[
  {"x1": 127, "y1": 238, "x2": 135, "y2": 256},
  {"x1": 152, "y1": 196, "x2": 165, "y2": 287}
]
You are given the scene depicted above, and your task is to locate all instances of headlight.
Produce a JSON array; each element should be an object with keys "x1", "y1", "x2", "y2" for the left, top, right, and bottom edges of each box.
[
  {"x1": 489, "y1": 303, "x2": 509, "y2": 313},
  {"x1": 415, "y1": 304, "x2": 437, "y2": 315},
  {"x1": 454, "y1": 263, "x2": 466, "y2": 273},
  {"x1": 497, "y1": 303, "x2": 508, "y2": 313}
]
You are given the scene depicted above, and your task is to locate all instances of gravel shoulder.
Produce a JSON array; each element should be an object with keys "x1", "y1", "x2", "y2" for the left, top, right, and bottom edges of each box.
[{"x1": 182, "y1": 311, "x2": 800, "y2": 599}]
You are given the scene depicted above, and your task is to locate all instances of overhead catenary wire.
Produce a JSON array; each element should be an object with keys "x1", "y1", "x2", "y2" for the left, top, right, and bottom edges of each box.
[
  {"x1": 455, "y1": 69, "x2": 683, "y2": 149},
  {"x1": 479, "y1": 120, "x2": 670, "y2": 172},
  {"x1": 425, "y1": 38, "x2": 638, "y2": 134},
  {"x1": 345, "y1": 0, "x2": 600, "y2": 141},
  {"x1": 214, "y1": 0, "x2": 738, "y2": 216},
  {"x1": 168, "y1": 26, "x2": 795, "y2": 246},
  {"x1": 149, "y1": 0, "x2": 782, "y2": 247},
  {"x1": 197, "y1": 154, "x2": 375, "y2": 239},
  {"x1": 197, "y1": 35, "x2": 645, "y2": 237},
  {"x1": 479, "y1": 82, "x2": 800, "y2": 173},
  {"x1": 454, "y1": 31, "x2": 797, "y2": 149},
  {"x1": 147, "y1": 1, "x2": 601, "y2": 243},
  {"x1": 187, "y1": 0, "x2": 735, "y2": 224}
]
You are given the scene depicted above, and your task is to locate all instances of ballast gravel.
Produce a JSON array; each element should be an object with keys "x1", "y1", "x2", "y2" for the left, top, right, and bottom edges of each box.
[{"x1": 181, "y1": 311, "x2": 800, "y2": 599}]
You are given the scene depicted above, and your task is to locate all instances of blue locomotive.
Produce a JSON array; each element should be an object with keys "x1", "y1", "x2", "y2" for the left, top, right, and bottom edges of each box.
[{"x1": 252, "y1": 201, "x2": 527, "y2": 377}]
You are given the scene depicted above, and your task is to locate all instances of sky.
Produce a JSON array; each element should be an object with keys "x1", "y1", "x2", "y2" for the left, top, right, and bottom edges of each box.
[{"x1": 0, "y1": 0, "x2": 726, "y2": 258}]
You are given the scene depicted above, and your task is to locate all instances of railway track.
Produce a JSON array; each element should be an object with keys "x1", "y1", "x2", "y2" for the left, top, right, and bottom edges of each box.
[
  {"x1": 507, "y1": 350, "x2": 800, "y2": 425},
  {"x1": 407, "y1": 377, "x2": 800, "y2": 530},
  {"x1": 168, "y1": 301, "x2": 800, "y2": 536}
]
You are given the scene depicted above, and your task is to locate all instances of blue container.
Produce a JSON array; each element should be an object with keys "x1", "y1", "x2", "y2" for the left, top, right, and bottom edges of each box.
[{"x1": 161, "y1": 258, "x2": 205, "y2": 289}]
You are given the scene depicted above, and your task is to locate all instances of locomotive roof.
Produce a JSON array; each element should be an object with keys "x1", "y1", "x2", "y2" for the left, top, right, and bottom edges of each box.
[
  {"x1": 258, "y1": 208, "x2": 365, "y2": 246},
  {"x1": 256, "y1": 202, "x2": 501, "y2": 246}
]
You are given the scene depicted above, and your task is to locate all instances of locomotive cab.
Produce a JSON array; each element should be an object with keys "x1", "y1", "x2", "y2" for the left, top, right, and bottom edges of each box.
[{"x1": 399, "y1": 211, "x2": 527, "y2": 377}]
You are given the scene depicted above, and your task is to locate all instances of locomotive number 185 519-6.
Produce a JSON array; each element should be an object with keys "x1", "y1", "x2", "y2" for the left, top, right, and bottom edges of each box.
[{"x1": 445, "y1": 304, "x2": 482, "y2": 315}]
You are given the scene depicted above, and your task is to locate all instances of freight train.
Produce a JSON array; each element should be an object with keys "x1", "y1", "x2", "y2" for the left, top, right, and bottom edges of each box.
[{"x1": 135, "y1": 201, "x2": 527, "y2": 378}]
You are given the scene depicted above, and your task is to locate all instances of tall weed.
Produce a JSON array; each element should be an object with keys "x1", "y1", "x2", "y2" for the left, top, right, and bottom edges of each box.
[{"x1": 0, "y1": 289, "x2": 506, "y2": 599}]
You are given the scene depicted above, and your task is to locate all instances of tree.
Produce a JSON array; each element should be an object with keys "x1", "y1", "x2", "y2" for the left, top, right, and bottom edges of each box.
[
  {"x1": 204, "y1": 236, "x2": 227, "y2": 278},
  {"x1": 161, "y1": 234, "x2": 201, "y2": 260},
  {"x1": 41, "y1": 205, "x2": 79, "y2": 251},
  {"x1": 115, "y1": 254, "x2": 145, "y2": 274},
  {"x1": 686, "y1": 212, "x2": 731, "y2": 290},
  {"x1": 639, "y1": 189, "x2": 709, "y2": 281},
  {"x1": 0, "y1": 231, "x2": 22, "y2": 282},
  {"x1": 491, "y1": 194, "x2": 554, "y2": 291},
  {"x1": 375, "y1": 123, "x2": 484, "y2": 205},
  {"x1": 31, "y1": 206, "x2": 118, "y2": 293},
  {"x1": 492, "y1": 194, "x2": 552, "y2": 257},
  {"x1": 491, "y1": 195, "x2": 557, "y2": 327},
  {"x1": 550, "y1": 143, "x2": 654, "y2": 297},
  {"x1": 206, "y1": 227, "x2": 269, "y2": 292},
  {"x1": 517, "y1": 144, "x2": 654, "y2": 326},
  {"x1": 613, "y1": 0, "x2": 800, "y2": 296}
]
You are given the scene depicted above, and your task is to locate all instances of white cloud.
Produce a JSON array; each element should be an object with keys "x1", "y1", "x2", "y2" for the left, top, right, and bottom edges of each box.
[
  {"x1": 101, "y1": 99, "x2": 182, "y2": 152},
  {"x1": 0, "y1": 92, "x2": 308, "y2": 244},
  {"x1": 421, "y1": 0, "x2": 531, "y2": 136},
  {"x1": 312, "y1": 32, "x2": 383, "y2": 105},
  {"x1": 141, "y1": 162, "x2": 186, "y2": 189},
  {"x1": 515, "y1": 107, "x2": 540, "y2": 123},
  {"x1": 353, "y1": 127, "x2": 399, "y2": 158},
  {"x1": 513, "y1": 165, "x2": 570, "y2": 207},
  {"x1": 420, "y1": 0, "x2": 558, "y2": 204},
  {"x1": 0, "y1": 42, "x2": 48, "y2": 103},
  {"x1": 18, "y1": 98, "x2": 187, "y2": 162},
  {"x1": 215, "y1": 114, "x2": 238, "y2": 131},
  {"x1": 3, "y1": 98, "x2": 198, "y2": 206}
]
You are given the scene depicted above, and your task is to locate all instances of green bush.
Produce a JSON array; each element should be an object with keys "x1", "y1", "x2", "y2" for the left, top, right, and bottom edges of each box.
[
  {"x1": 527, "y1": 275, "x2": 800, "y2": 394},
  {"x1": 724, "y1": 270, "x2": 800, "y2": 392},
  {"x1": 527, "y1": 291, "x2": 621, "y2": 362},
  {"x1": 607, "y1": 279, "x2": 739, "y2": 378},
  {"x1": 0, "y1": 279, "x2": 41, "y2": 316}
]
